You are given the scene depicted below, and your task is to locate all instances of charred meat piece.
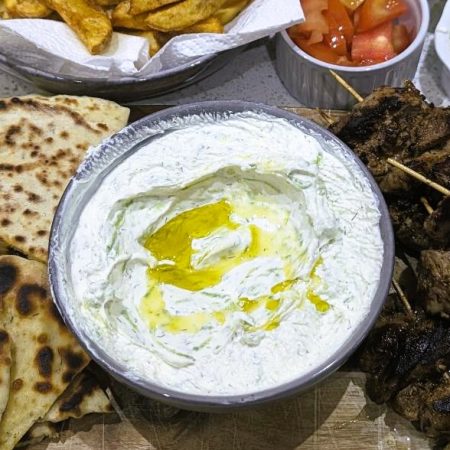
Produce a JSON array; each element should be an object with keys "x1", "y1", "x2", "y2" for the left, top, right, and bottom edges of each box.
[
  {"x1": 360, "y1": 314, "x2": 450, "y2": 404},
  {"x1": 421, "y1": 378, "x2": 450, "y2": 438},
  {"x1": 393, "y1": 378, "x2": 450, "y2": 438},
  {"x1": 389, "y1": 198, "x2": 432, "y2": 253},
  {"x1": 391, "y1": 374, "x2": 450, "y2": 437},
  {"x1": 392, "y1": 381, "x2": 426, "y2": 421},
  {"x1": 424, "y1": 197, "x2": 450, "y2": 249},
  {"x1": 331, "y1": 82, "x2": 450, "y2": 192},
  {"x1": 418, "y1": 250, "x2": 450, "y2": 318}
]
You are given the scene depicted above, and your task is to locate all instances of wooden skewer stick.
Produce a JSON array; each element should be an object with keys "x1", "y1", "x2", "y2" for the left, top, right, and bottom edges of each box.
[
  {"x1": 316, "y1": 108, "x2": 334, "y2": 126},
  {"x1": 329, "y1": 70, "x2": 364, "y2": 102},
  {"x1": 392, "y1": 279, "x2": 414, "y2": 319},
  {"x1": 420, "y1": 196, "x2": 434, "y2": 215},
  {"x1": 387, "y1": 158, "x2": 450, "y2": 197}
]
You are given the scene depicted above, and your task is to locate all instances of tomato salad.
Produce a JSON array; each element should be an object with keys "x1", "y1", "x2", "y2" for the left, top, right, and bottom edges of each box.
[{"x1": 288, "y1": 0, "x2": 413, "y2": 66}]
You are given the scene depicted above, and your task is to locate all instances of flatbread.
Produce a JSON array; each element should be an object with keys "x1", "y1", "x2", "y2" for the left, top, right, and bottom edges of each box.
[
  {"x1": 0, "y1": 329, "x2": 11, "y2": 422},
  {"x1": 17, "y1": 369, "x2": 113, "y2": 446},
  {"x1": 0, "y1": 255, "x2": 90, "y2": 450},
  {"x1": 16, "y1": 422, "x2": 60, "y2": 448},
  {"x1": 0, "y1": 95, "x2": 129, "y2": 262},
  {"x1": 44, "y1": 368, "x2": 113, "y2": 422}
]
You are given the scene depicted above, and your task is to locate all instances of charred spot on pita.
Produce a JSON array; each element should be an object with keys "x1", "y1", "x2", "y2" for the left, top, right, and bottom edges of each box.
[
  {"x1": 5, "y1": 125, "x2": 22, "y2": 146},
  {"x1": 37, "y1": 333, "x2": 48, "y2": 344},
  {"x1": 0, "y1": 330, "x2": 9, "y2": 344},
  {"x1": 0, "y1": 262, "x2": 17, "y2": 294},
  {"x1": 1, "y1": 218, "x2": 11, "y2": 226},
  {"x1": 34, "y1": 381, "x2": 52, "y2": 393},
  {"x1": 13, "y1": 379, "x2": 24, "y2": 390},
  {"x1": 36, "y1": 346, "x2": 54, "y2": 377},
  {"x1": 16, "y1": 284, "x2": 47, "y2": 315},
  {"x1": 63, "y1": 350, "x2": 85, "y2": 370},
  {"x1": 28, "y1": 124, "x2": 43, "y2": 136},
  {"x1": 27, "y1": 192, "x2": 41, "y2": 202},
  {"x1": 60, "y1": 376, "x2": 97, "y2": 412},
  {"x1": 0, "y1": 163, "x2": 14, "y2": 171},
  {"x1": 97, "y1": 123, "x2": 108, "y2": 131},
  {"x1": 62, "y1": 370, "x2": 76, "y2": 383}
]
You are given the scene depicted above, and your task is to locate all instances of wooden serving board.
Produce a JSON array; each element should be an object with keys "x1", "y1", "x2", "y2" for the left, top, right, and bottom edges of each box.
[{"x1": 29, "y1": 106, "x2": 431, "y2": 450}]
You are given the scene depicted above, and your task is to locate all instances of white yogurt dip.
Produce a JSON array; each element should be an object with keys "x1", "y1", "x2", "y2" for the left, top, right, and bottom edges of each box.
[{"x1": 69, "y1": 111, "x2": 384, "y2": 396}]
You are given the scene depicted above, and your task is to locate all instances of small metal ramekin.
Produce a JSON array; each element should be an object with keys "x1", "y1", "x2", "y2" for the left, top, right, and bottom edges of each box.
[{"x1": 275, "y1": 0, "x2": 430, "y2": 109}]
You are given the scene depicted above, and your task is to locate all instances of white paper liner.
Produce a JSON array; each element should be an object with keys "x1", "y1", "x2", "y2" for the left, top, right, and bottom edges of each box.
[{"x1": 0, "y1": 0, "x2": 303, "y2": 80}]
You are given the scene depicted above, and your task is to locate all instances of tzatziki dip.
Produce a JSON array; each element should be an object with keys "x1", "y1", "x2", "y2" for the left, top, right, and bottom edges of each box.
[{"x1": 69, "y1": 111, "x2": 384, "y2": 396}]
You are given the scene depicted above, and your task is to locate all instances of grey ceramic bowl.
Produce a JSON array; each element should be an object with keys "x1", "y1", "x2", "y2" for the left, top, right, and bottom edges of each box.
[
  {"x1": 0, "y1": 48, "x2": 241, "y2": 101},
  {"x1": 48, "y1": 101, "x2": 394, "y2": 412},
  {"x1": 275, "y1": 0, "x2": 430, "y2": 109}
]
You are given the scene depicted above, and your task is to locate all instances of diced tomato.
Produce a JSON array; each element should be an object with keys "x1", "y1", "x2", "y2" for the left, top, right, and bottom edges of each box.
[
  {"x1": 353, "y1": 7, "x2": 361, "y2": 29},
  {"x1": 294, "y1": 39, "x2": 341, "y2": 64},
  {"x1": 296, "y1": 0, "x2": 329, "y2": 35},
  {"x1": 357, "y1": 0, "x2": 408, "y2": 32},
  {"x1": 290, "y1": 0, "x2": 410, "y2": 66},
  {"x1": 323, "y1": 11, "x2": 348, "y2": 56},
  {"x1": 351, "y1": 21, "x2": 396, "y2": 62},
  {"x1": 392, "y1": 24, "x2": 411, "y2": 53},
  {"x1": 338, "y1": 0, "x2": 365, "y2": 11},
  {"x1": 328, "y1": 0, "x2": 354, "y2": 43},
  {"x1": 308, "y1": 29, "x2": 325, "y2": 45}
]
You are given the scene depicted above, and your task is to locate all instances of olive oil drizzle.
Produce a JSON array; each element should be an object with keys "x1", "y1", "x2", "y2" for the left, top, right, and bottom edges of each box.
[{"x1": 139, "y1": 200, "x2": 329, "y2": 334}]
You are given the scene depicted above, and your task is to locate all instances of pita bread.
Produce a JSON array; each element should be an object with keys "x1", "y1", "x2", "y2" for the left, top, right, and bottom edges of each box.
[
  {"x1": 0, "y1": 329, "x2": 11, "y2": 422},
  {"x1": 16, "y1": 422, "x2": 60, "y2": 448},
  {"x1": 0, "y1": 95, "x2": 129, "y2": 262},
  {"x1": 44, "y1": 368, "x2": 113, "y2": 423},
  {"x1": 17, "y1": 369, "x2": 113, "y2": 446},
  {"x1": 0, "y1": 240, "x2": 7, "y2": 256},
  {"x1": 0, "y1": 255, "x2": 90, "y2": 450}
]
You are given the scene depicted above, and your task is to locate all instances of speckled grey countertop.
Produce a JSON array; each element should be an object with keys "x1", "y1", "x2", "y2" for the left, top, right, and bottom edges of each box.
[{"x1": 1, "y1": 1, "x2": 448, "y2": 107}]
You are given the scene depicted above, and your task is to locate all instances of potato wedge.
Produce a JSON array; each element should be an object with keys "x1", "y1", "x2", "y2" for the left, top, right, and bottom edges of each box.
[
  {"x1": 145, "y1": 0, "x2": 228, "y2": 32},
  {"x1": 183, "y1": 17, "x2": 223, "y2": 34},
  {"x1": 214, "y1": 0, "x2": 250, "y2": 25},
  {"x1": 42, "y1": 0, "x2": 112, "y2": 54},
  {"x1": 122, "y1": 30, "x2": 161, "y2": 55},
  {"x1": 94, "y1": 0, "x2": 120, "y2": 5},
  {"x1": 129, "y1": 0, "x2": 180, "y2": 16},
  {"x1": 112, "y1": 0, "x2": 149, "y2": 30},
  {"x1": 5, "y1": 0, "x2": 51, "y2": 18}
]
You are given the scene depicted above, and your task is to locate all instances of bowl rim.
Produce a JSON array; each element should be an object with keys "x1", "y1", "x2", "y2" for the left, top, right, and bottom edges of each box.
[
  {"x1": 434, "y1": 0, "x2": 450, "y2": 71},
  {"x1": 0, "y1": 46, "x2": 216, "y2": 86},
  {"x1": 48, "y1": 100, "x2": 395, "y2": 411},
  {"x1": 280, "y1": 0, "x2": 430, "y2": 73}
]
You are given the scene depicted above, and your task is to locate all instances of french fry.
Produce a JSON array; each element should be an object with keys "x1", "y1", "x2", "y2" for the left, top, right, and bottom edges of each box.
[
  {"x1": 42, "y1": 0, "x2": 112, "y2": 54},
  {"x1": 129, "y1": 0, "x2": 179, "y2": 15},
  {"x1": 5, "y1": 0, "x2": 52, "y2": 18},
  {"x1": 112, "y1": 0, "x2": 149, "y2": 30},
  {"x1": 122, "y1": 29, "x2": 162, "y2": 55},
  {"x1": 145, "y1": 0, "x2": 228, "y2": 32},
  {"x1": 183, "y1": 17, "x2": 223, "y2": 34},
  {"x1": 214, "y1": 0, "x2": 250, "y2": 25}
]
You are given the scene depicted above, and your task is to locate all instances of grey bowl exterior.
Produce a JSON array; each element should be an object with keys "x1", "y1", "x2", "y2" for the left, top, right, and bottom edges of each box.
[
  {"x1": 48, "y1": 101, "x2": 394, "y2": 413},
  {"x1": 275, "y1": 0, "x2": 430, "y2": 109},
  {"x1": 0, "y1": 47, "x2": 241, "y2": 101}
]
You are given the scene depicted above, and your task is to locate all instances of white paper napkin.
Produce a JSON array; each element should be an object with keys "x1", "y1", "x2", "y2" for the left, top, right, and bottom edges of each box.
[{"x1": 0, "y1": 0, "x2": 303, "y2": 80}]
